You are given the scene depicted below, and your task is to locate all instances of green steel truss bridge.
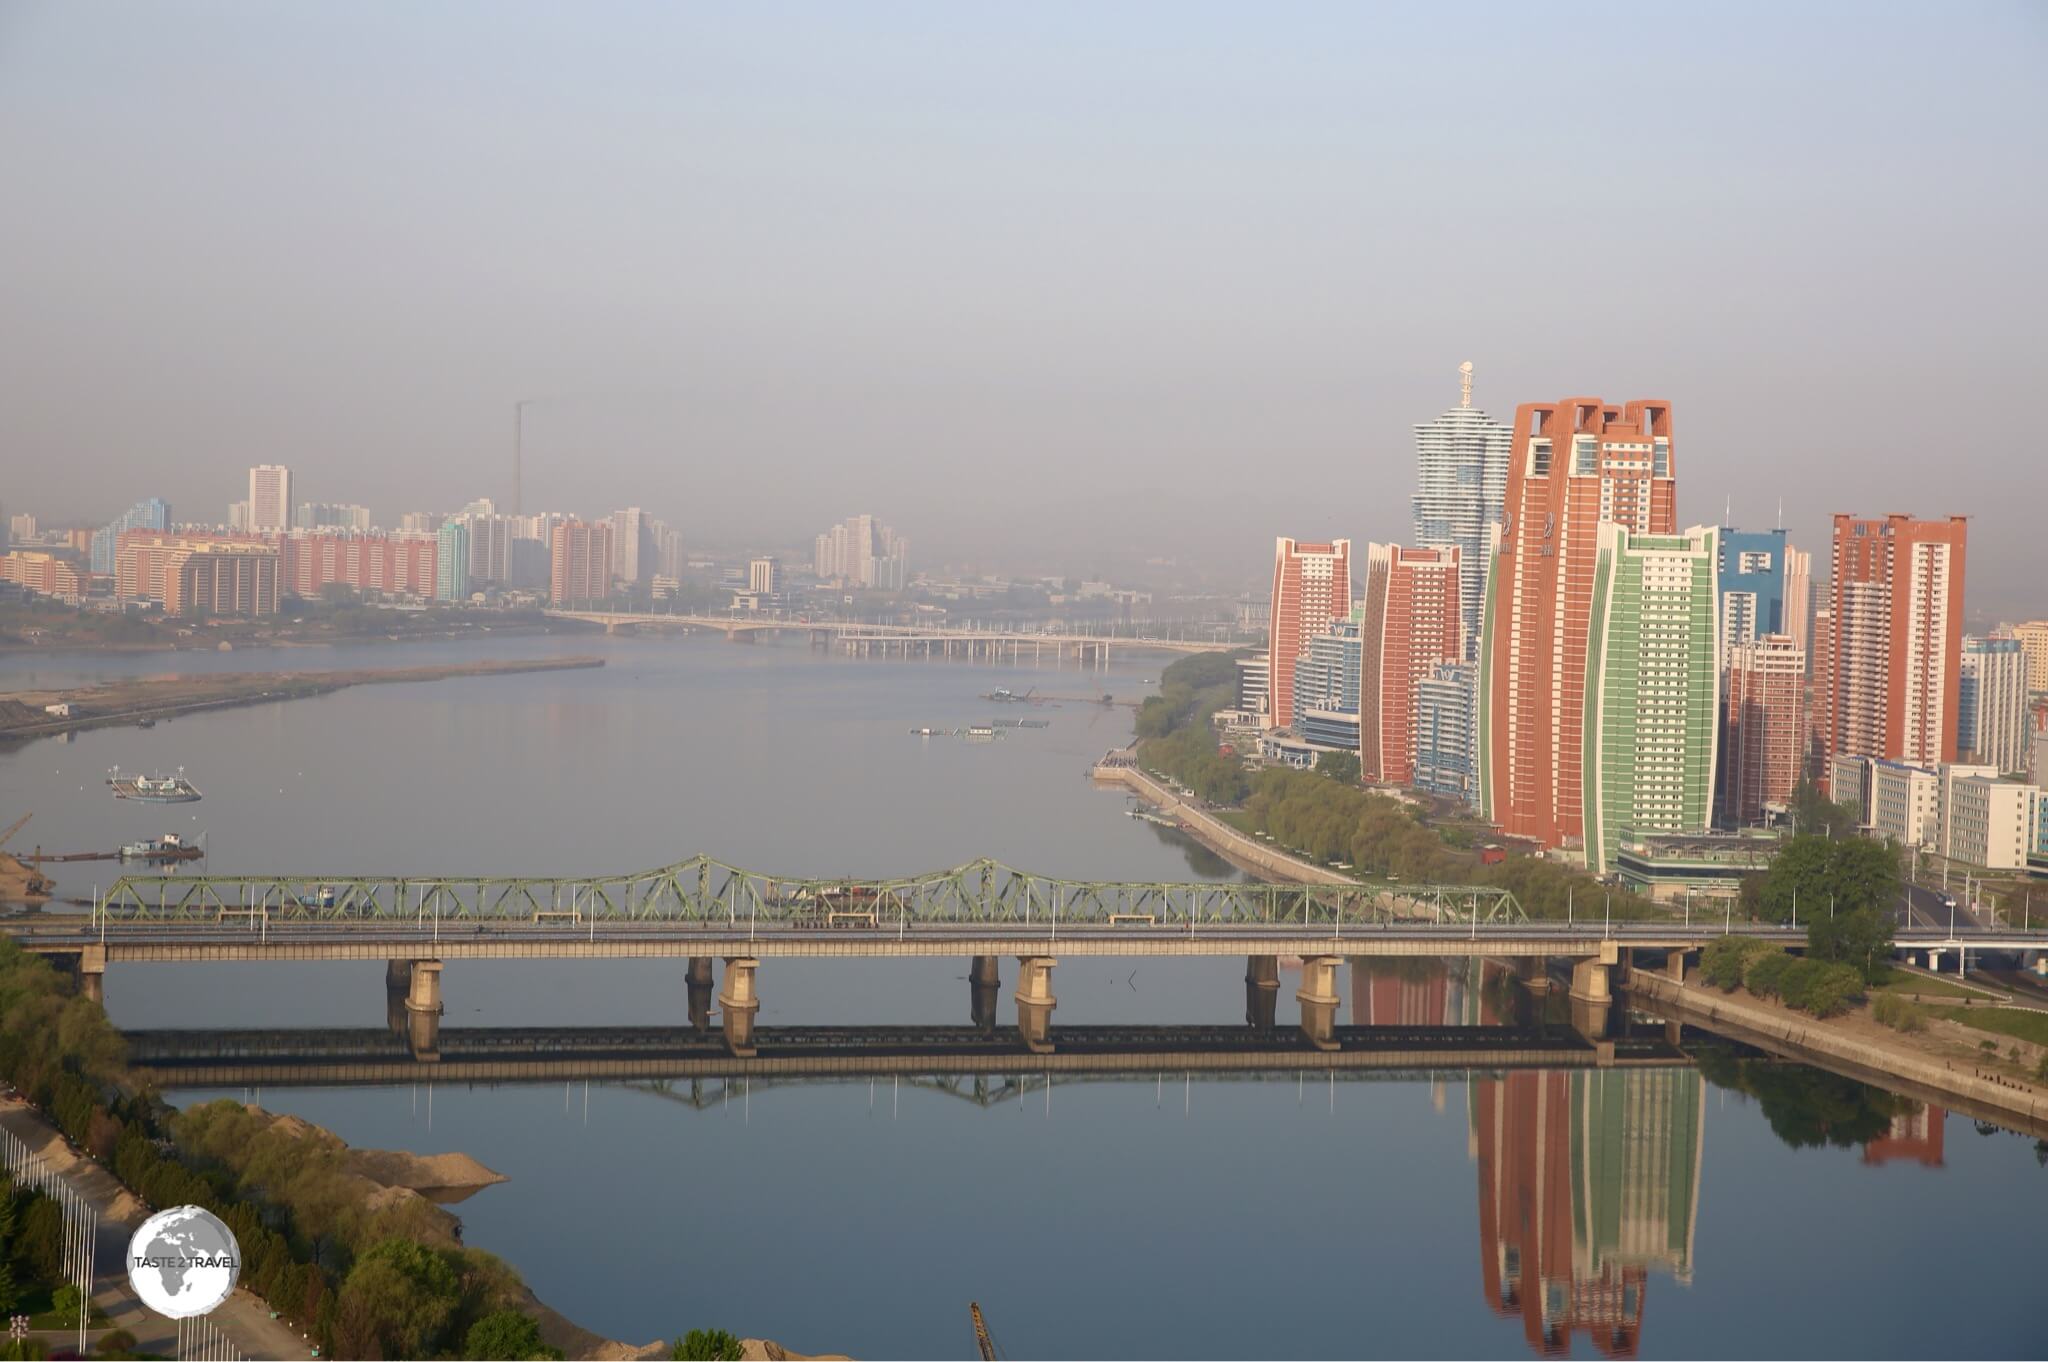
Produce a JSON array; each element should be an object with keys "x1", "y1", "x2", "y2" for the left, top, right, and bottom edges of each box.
[{"x1": 96, "y1": 856, "x2": 1528, "y2": 927}]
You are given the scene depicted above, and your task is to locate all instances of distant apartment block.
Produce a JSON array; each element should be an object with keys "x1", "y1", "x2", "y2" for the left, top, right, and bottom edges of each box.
[
  {"x1": 813, "y1": 514, "x2": 908, "y2": 590},
  {"x1": 1721, "y1": 634, "x2": 1805, "y2": 827},
  {"x1": 1581, "y1": 523, "x2": 1720, "y2": 875},
  {"x1": 115, "y1": 531, "x2": 280, "y2": 617},
  {"x1": 0, "y1": 551, "x2": 83, "y2": 602},
  {"x1": 1960, "y1": 635, "x2": 2029, "y2": 773},
  {"x1": 550, "y1": 520, "x2": 614, "y2": 604},
  {"x1": 1717, "y1": 526, "x2": 1789, "y2": 650},
  {"x1": 90, "y1": 498, "x2": 171, "y2": 574},
  {"x1": 1291, "y1": 613, "x2": 1363, "y2": 753},
  {"x1": 247, "y1": 465, "x2": 294, "y2": 533},
  {"x1": 1357, "y1": 543, "x2": 1463, "y2": 785},
  {"x1": 749, "y1": 556, "x2": 781, "y2": 596},
  {"x1": 1235, "y1": 651, "x2": 1269, "y2": 722},
  {"x1": 1941, "y1": 773, "x2": 2040, "y2": 871},
  {"x1": 1413, "y1": 661, "x2": 1478, "y2": 807},
  {"x1": 279, "y1": 531, "x2": 437, "y2": 599},
  {"x1": 295, "y1": 502, "x2": 372, "y2": 532},
  {"x1": 2009, "y1": 620, "x2": 2048, "y2": 693},
  {"x1": 436, "y1": 521, "x2": 470, "y2": 601},
  {"x1": 1267, "y1": 537, "x2": 1352, "y2": 733},
  {"x1": 1825, "y1": 513, "x2": 1967, "y2": 775}
]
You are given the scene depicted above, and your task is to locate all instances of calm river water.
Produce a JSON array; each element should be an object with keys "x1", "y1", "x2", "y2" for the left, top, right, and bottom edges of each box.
[{"x1": 4, "y1": 635, "x2": 2040, "y2": 1358}]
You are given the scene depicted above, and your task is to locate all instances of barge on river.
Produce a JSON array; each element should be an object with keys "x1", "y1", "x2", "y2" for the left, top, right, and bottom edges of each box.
[{"x1": 107, "y1": 768, "x2": 203, "y2": 803}]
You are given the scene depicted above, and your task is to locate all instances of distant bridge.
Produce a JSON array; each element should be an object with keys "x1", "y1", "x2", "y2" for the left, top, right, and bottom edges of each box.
[{"x1": 541, "y1": 610, "x2": 1232, "y2": 661}]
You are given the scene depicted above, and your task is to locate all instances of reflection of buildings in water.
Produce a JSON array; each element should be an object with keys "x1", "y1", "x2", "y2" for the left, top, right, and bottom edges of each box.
[
  {"x1": 1863, "y1": 1104, "x2": 1945, "y2": 1167},
  {"x1": 1468, "y1": 1059, "x2": 1704, "y2": 1356},
  {"x1": 1350, "y1": 958, "x2": 1463, "y2": 1026}
]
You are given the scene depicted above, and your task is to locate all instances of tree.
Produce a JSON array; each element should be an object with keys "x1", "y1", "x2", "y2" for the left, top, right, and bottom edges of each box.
[
  {"x1": 1806, "y1": 905, "x2": 1896, "y2": 982},
  {"x1": 1756, "y1": 834, "x2": 1899, "y2": 925},
  {"x1": 673, "y1": 1329, "x2": 742, "y2": 1361},
  {"x1": 1789, "y1": 776, "x2": 1862, "y2": 840},
  {"x1": 1314, "y1": 750, "x2": 1360, "y2": 785},
  {"x1": 334, "y1": 1238, "x2": 461, "y2": 1361},
  {"x1": 465, "y1": 1309, "x2": 563, "y2": 1361}
]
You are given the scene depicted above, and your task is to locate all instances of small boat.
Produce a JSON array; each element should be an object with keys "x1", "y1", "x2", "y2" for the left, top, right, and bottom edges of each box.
[
  {"x1": 120, "y1": 833, "x2": 199, "y2": 860},
  {"x1": 909, "y1": 726, "x2": 948, "y2": 736},
  {"x1": 107, "y1": 766, "x2": 202, "y2": 804}
]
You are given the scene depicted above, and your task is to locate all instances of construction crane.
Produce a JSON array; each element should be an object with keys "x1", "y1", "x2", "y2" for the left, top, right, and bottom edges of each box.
[
  {"x1": 0, "y1": 813, "x2": 28, "y2": 850},
  {"x1": 969, "y1": 1302, "x2": 997, "y2": 1362}
]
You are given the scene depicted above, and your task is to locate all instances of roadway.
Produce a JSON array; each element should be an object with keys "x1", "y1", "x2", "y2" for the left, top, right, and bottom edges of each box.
[{"x1": 11, "y1": 916, "x2": 2048, "y2": 963}]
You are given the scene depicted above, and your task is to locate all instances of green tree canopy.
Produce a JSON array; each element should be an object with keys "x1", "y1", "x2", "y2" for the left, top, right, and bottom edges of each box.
[
  {"x1": 334, "y1": 1238, "x2": 461, "y2": 1361},
  {"x1": 1314, "y1": 750, "x2": 1360, "y2": 785},
  {"x1": 1756, "y1": 834, "x2": 1899, "y2": 925},
  {"x1": 673, "y1": 1328, "x2": 742, "y2": 1360},
  {"x1": 465, "y1": 1309, "x2": 563, "y2": 1361}
]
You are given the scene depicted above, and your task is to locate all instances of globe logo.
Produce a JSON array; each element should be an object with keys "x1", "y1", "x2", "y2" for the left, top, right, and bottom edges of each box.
[{"x1": 126, "y1": 1206, "x2": 241, "y2": 1319}]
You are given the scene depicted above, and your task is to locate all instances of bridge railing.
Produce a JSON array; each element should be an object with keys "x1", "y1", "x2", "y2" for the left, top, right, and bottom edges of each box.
[{"x1": 98, "y1": 856, "x2": 1527, "y2": 927}]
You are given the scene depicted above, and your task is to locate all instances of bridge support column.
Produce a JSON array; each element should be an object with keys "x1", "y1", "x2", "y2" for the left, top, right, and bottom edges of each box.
[
  {"x1": 1296, "y1": 956, "x2": 1342, "y2": 1052},
  {"x1": 1661, "y1": 949, "x2": 1687, "y2": 983},
  {"x1": 1245, "y1": 955, "x2": 1279, "y2": 1029},
  {"x1": 970, "y1": 957, "x2": 1001, "y2": 1033},
  {"x1": 719, "y1": 958, "x2": 760, "y2": 1058},
  {"x1": 75, "y1": 945, "x2": 105, "y2": 1007},
  {"x1": 1568, "y1": 942, "x2": 1618, "y2": 1004},
  {"x1": 403, "y1": 960, "x2": 442, "y2": 1062},
  {"x1": 1014, "y1": 957, "x2": 1057, "y2": 1055},
  {"x1": 686, "y1": 958, "x2": 715, "y2": 1033}
]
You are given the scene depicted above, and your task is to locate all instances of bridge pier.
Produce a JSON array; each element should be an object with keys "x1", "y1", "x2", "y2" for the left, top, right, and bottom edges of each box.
[
  {"x1": 686, "y1": 958, "x2": 715, "y2": 1033},
  {"x1": 1245, "y1": 955, "x2": 1279, "y2": 1029},
  {"x1": 75, "y1": 945, "x2": 105, "y2": 1007},
  {"x1": 718, "y1": 957, "x2": 761, "y2": 1057},
  {"x1": 1568, "y1": 943, "x2": 1617, "y2": 1005},
  {"x1": 1296, "y1": 955, "x2": 1342, "y2": 1051},
  {"x1": 1014, "y1": 957, "x2": 1057, "y2": 1055},
  {"x1": 970, "y1": 956, "x2": 1001, "y2": 1032},
  {"x1": 1515, "y1": 955, "x2": 1553, "y2": 995},
  {"x1": 402, "y1": 960, "x2": 443, "y2": 1062}
]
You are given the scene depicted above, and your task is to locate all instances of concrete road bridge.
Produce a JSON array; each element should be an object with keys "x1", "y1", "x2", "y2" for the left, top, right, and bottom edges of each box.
[
  {"x1": 541, "y1": 610, "x2": 1233, "y2": 663},
  {"x1": 15, "y1": 857, "x2": 2045, "y2": 1059}
]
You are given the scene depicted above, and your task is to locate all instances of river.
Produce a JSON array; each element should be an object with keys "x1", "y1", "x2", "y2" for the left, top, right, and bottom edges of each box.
[{"x1": 4, "y1": 634, "x2": 2040, "y2": 1358}]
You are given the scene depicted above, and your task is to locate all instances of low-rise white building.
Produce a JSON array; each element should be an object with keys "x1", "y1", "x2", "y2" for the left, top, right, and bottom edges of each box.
[
  {"x1": 1869, "y1": 760, "x2": 1941, "y2": 848},
  {"x1": 1941, "y1": 775, "x2": 2042, "y2": 870}
]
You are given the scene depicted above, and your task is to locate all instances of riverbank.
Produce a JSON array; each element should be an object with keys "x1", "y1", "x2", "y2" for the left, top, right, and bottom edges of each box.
[
  {"x1": 1632, "y1": 969, "x2": 2048, "y2": 1135},
  {"x1": 1090, "y1": 753, "x2": 1347, "y2": 885},
  {"x1": 0, "y1": 654, "x2": 606, "y2": 742}
]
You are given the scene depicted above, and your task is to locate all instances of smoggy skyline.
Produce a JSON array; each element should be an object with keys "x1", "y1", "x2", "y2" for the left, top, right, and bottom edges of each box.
[{"x1": 2, "y1": 2, "x2": 2044, "y2": 607}]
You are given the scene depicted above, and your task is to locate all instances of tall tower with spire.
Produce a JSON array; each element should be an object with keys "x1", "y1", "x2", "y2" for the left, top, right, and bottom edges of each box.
[{"x1": 1411, "y1": 361, "x2": 1511, "y2": 659}]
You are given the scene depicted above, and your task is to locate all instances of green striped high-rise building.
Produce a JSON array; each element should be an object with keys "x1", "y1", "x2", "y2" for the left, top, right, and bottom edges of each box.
[{"x1": 1581, "y1": 523, "x2": 1722, "y2": 875}]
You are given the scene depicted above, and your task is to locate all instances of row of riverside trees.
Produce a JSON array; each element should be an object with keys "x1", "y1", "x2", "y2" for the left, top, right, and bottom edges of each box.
[{"x1": 1132, "y1": 651, "x2": 1250, "y2": 803}]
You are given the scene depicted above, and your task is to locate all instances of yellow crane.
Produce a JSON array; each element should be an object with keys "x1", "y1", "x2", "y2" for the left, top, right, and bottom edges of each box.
[
  {"x1": 0, "y1": 813, "x2": 28, "y2": 850},
  {"x1": 969, "y1": 1302, "x2": 997, "y2": 1362}
]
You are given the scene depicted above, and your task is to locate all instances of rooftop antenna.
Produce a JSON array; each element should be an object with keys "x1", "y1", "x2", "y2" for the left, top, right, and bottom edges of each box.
[
  {"x1": 1777, "y1": 497, "x2": 1784, "y2": 530},
  {"x1": 1458, "y1": 360, "x2": 1473, "y2": 409},
  {"x1": 1725, "y1": 495, "x2": 1731, "y2": 527}
]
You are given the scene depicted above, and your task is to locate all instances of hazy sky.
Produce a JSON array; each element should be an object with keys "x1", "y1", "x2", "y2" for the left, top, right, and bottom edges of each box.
[{"x1": 3, "y1": 1, "x2": 2044, "y2": 605}]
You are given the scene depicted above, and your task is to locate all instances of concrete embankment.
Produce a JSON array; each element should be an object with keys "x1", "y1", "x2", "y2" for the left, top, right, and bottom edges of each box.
[
  {"x1": 1090, "y1": 759, "x2": 1347, "y2": 885},
  {"x1": 1631, "y1": 970, "x2": 2048, "y2": 1135}
]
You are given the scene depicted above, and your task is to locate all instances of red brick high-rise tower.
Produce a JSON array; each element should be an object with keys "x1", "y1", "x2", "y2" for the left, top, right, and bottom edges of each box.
[
  {"x1": 1824, "y1": 514, "x2": 1968, "y2": 773},
  {"x1": 1359, "y1": 543, "x2": 1464, "y2": 784},
  {"x1": 1479, "y1": 399, "x2": 1676, "y2": 850},
  {"x1": 1267, "y1": 538, "x2": 1352, "y2": 732}
]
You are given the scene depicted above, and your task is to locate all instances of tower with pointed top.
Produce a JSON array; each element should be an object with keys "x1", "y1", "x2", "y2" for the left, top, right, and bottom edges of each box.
[{"x1": 1412, "y1": 363, "x2": 1511, "y2": 660}]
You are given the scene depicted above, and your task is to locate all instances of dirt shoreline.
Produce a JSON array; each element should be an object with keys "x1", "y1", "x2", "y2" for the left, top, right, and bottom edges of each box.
[{"x1": 0, "y1": 655, "x2": 605, "y2": 743}]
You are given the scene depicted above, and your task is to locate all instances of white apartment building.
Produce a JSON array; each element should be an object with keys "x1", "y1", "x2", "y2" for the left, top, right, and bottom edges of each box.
[{"x1": 1941, "y1": 775, "x2": 2041, "y2": 870}]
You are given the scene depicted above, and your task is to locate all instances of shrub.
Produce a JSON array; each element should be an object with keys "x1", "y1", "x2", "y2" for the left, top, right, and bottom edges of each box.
[
  {"x1": 1743, "y1": 952, "x2": 1797, "y2": 1000},
  {"x1": 674, "y1": 1329, "x2": 742, "y2": 1361}
]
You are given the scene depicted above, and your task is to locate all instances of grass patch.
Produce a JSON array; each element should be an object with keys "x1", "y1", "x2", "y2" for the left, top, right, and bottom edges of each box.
[
  {"x1": 1933, "y1": 1007, "x2": 2048, "y2": 1048},
  {"x1": 1874, "y1": 973, "x2": 2001, "y2": 1000}
]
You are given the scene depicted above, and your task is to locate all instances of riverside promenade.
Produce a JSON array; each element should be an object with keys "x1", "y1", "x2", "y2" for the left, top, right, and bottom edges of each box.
[
  {"x1": 1088, "y1": 753, "x2": 1349, "y2": 886},
  {"x1": 0, "y1": 1098, "x2": 311, "y2": 1360},
  {"x1": 1630, "y1": 971, "x2": 2048, "y2": 1135}
]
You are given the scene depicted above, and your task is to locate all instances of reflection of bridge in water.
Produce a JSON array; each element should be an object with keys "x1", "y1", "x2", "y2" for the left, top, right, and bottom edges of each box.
[
  {"x1": 539, "y1": 610, "x2": 1236, "y2": 665},
  {"x1": 123, "y1": 1020, "x2": 1692, "y2": 1087}
]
